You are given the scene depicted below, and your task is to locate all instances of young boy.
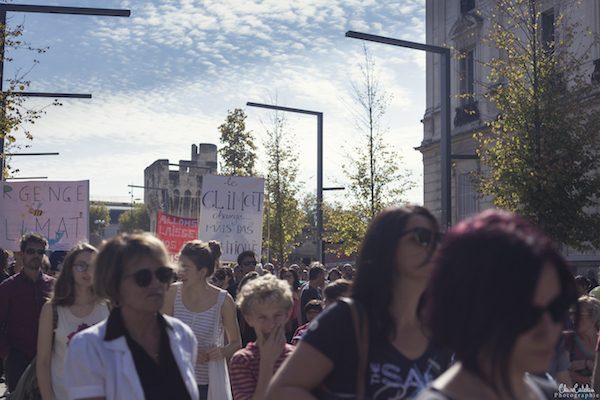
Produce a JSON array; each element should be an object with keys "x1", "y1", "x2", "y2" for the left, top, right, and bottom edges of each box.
[
  {"x1": 229, "y1": 274, "x2": 295, "y2": 400},
  {"x1": 291, "y1": 299, "x2": 324, "y2": 345}
]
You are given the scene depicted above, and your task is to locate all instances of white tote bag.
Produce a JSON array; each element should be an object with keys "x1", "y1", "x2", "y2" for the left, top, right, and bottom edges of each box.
[{"x1": 207, "y1": 290, "x2": 233, "y2": 400}]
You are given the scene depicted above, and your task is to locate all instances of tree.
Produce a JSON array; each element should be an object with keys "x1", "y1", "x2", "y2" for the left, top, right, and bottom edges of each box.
[
  {"x1": 476, "y1": 0, "x2": 600, "y2": 249},
  {"x1": 323, "y1": 202, "x2": 365, "y2": 257},
  {"x1": 118, "y1": 204, "x2": 150, "y2": 233},
  {"x1": 262, "y1": 112, "x2": 303, "y2": 264},
  {"x1": 1, "y1": 20, "x2": 58, "y2": 178},
  {"x1": 89, "y1": 203, "x2": 110, "y2": 235},
  {"x1": 218, "y1": 108, "x2": 257, "y2": 176},
  {"x1": 339, "y1": 45, "x2": 413, "y2": 254}
]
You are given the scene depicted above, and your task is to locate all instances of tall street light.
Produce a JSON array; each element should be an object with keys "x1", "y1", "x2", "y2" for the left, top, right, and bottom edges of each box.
[
  {"x1": 246, "y1": 101, "x2": 324, "y2": 262},
  {"x1": 345, "y1": 31, "x2": 452, "y2": 228},
  {"x1": 0, "y1": 4, "x2": 130, "y2": 178}
]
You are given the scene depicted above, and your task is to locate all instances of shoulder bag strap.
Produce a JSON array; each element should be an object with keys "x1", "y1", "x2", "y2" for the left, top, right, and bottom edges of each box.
[{"x1": 339, "y1": 297, "x2": 369, "y2": 400}]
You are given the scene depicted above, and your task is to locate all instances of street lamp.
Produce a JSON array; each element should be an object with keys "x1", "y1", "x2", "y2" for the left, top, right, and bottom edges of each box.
[
  {"x1": 246, "y1": 101, "x2": 325, "y2": 262},
  {"x1": 345, "y1": 31, "x2": 452, "y2": 228}
]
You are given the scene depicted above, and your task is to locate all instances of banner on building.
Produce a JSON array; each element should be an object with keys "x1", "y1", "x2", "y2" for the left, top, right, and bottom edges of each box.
[
  {"x1": 0, "y1": 180, "x2": 89, "y2": 251},
  {"x1": 156, "y1": 210, "x2": 198, "y2": 258},
  {"x1": 199, "y1": 175, "x2": 265, "y2": 263}
]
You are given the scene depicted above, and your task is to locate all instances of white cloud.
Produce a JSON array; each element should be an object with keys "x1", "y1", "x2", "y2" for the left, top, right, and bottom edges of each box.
[{"x1": 7, "y1": 0, "x2": 427, "y2": 205}]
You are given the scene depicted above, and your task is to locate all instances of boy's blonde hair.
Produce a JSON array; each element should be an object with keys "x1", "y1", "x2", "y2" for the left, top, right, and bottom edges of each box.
[{"x1": 236, "y1": 274, "x2": 293, "y2": 316}]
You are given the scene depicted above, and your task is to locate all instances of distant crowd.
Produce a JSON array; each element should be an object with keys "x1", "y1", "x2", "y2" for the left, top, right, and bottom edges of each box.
[{"x1": 0, "y1": 205, "x2": 598, "y2": 400}]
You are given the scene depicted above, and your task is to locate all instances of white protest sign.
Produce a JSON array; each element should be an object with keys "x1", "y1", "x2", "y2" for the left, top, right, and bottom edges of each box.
[
  {"x1": 199, "y1": 175, "x2": 264, "y2": 263},
  {"x1": 0, "y1": 180, "x2": 89, "y2": 251}
]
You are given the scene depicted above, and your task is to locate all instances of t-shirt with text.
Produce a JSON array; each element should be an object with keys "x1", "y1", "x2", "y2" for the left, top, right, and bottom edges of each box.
[{"x1": 302, "y1": 300, "x2": 452, "y2": 400}]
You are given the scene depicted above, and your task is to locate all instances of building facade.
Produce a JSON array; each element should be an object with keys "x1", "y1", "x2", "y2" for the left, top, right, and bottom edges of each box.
[
  {"x1": 422, "y1": 0, "x2": 600, "y2": 268},
  {"x1": 144, "y1": 143, "x2": 217, "y2": 232}
]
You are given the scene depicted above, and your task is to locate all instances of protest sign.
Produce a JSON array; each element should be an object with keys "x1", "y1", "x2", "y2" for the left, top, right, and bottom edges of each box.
[
  {"x1": 156, "y1": 210, "x2": 198, "y2": 259},
  {"x1": 0, "y1": 180, "x2": 89, "y2": 251},
  {"x1": 199, "y1": 175, "x2": 264, "y2": 263}
]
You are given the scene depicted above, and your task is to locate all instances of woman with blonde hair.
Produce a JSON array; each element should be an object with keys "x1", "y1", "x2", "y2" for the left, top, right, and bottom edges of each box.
[
  {"x1": 163, "y1": 240, "x2": 241, "y2": 400},
  {"x1": 36, "y1": 243, "x2": 109, "y2": 400}
]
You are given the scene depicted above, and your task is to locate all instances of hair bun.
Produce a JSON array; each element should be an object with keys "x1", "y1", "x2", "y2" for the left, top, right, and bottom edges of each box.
[{"x1": 208, "y1": 241, "x2": 222, "y2": 258}]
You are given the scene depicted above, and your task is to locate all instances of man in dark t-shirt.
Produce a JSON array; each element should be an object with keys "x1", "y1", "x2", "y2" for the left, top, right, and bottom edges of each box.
[{"x1": 299, "y1": 264, "x2": 325, "y2": 324}]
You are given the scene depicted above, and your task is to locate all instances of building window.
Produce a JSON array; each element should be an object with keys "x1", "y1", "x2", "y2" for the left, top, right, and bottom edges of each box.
[
  {"x1": 455, "y1": 48, "x2": 479, "y2": 126},
  {"x1": 183, "y1": 190, "x2": 191, "y2": 215},
  {"x1": 171, "y1": 189, "x2": 180, "y2": 214},
  {"x1": 459, "y1": 49, "x2": 474, "y2": 104},
  {"x1": 541, "y1": 9, "x2": 555, "y2": 51},
  {"x1": 457, "y1": 173, "x2": 477, "y2": 221},
  {"x1": 460, "y1": 0, "x2": 475, "y2": 14}
]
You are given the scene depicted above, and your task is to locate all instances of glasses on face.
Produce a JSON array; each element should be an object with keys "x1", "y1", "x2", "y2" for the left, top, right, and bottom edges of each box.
[
  {"x1": 242, "y1": 260, "x2": 257, "y2": 267},
  {"x1": 400, "y1": 227, "x2": 442, "y2": 248},
  {"x1": 522, "y1": 296, "x2": 569, "y2": 332},
  {"x1": 25, "y1": 248, "x2": 45, "y2": 256},
  {"x1": 73, "y1": 262, "x2": 90, "y2": 272},
  {"x1": 124, "y1": 266, "x2": 174, "y2": 288}
]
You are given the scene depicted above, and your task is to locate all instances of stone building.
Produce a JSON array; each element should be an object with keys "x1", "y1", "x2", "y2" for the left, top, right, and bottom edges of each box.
[
  {"x1": 422, "y1": 0, "x2": 600, "y2": 268},
  {"x1": 144, "y1": 143, "x2": 217, "y2": 232}
]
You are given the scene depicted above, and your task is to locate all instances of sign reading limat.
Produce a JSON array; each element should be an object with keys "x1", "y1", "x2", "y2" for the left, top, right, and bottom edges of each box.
[
  {"x1": 199, "y1": 175, "x2": 264, "y2": 263},
  {"x1": 0, "y1": 181, "x2": 89, "y2": 251}
]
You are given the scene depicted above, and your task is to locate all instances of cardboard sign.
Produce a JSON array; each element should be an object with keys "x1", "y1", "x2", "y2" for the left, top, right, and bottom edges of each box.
[
  {"x1": 198, "y1": 175, "x2": 264, "y2": 262},
  {"x1": 0, "y1": 180, "x2": 89, "y2": 251},
  {"x1": 156, "y1": 210, "x2": 198, "y2": 257}
]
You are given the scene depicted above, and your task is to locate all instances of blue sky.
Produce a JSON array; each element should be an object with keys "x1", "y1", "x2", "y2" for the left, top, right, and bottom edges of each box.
[{"x1": 5, "y1": 0, "x2": 427, "y2": 206}]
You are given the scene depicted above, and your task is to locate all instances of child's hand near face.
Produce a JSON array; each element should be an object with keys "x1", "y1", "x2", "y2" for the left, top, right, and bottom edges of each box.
[{"x1": 257, "y1": 324, "x2": 285, "y2": 367}]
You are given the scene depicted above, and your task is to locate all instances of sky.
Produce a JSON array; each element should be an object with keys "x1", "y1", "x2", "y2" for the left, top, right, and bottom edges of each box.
[{"x1": 4, "y1": 0, "x2": 427, "y2": 206}]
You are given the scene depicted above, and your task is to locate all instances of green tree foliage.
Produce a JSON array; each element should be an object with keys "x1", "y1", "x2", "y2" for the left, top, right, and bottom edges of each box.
[
  {"x1": 262, "y1": 112, "x2": 303, "y2": 264},
  {"x1": 218, "y1": 108, "x2": 257, "y2": 176},
  {"x1": 476, "y1": 0, "x2": 600, "y2": 249},
  {"x1": 1, "y1": 21, "x2": 59, "y2": 178},
  {"x1": 89, "y1": 203, "x2": 110, "y2": 235},
  {"x1": 118, "y1": 204, "x2": 150, "y2": 233},
  {"x1": 323, "y1": 202, "x2": 365, "y2": 257},
  {"x1": 336, "y1": 45, "x2": 413, "y2": 255},
  {"x1": 298, "y1": 194, "x2": 363, "y2": 257}
]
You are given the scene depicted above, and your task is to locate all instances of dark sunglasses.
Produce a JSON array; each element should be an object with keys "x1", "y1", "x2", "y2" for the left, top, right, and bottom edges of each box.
[
  {"x1": 25, "y1": 248, "x2": 45, "y2": 256},
  {"x1": 400, "y1": 227, "x2": 442, "y2": 247},
  {"x1": 124, "y1": 266, "x2": 174, "y2": 288},
  {"x1": 242, "y1": 261, "x2": 257, "y2": 267},
  {"x1": 521, "y1": 296, "x2": 569, "y2": 332}
]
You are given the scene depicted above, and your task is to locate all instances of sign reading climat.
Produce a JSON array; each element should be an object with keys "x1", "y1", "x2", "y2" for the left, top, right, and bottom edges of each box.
[
  {"x1": 199, "y1": 175, "x2": 264, "y2": 263},
  {"x1": 0, "y1": 180, "x2": 89, "y2": 251}
]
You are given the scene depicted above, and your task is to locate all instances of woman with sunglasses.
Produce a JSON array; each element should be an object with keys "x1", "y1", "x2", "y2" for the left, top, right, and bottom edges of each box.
[
  {"x1": 162, "y1": 240, "x2": 241, "y2": 400},
  {"x1": 417, "y1": 210, "x2": 577, "y2": 400},
  {"x1": 64, "y1": 233, "x2": 199, "y2": 400},
  {"x1": 267, "y1": 206, "x2": 451, "y2": 399},
  {"x1": 36, "y1": 243, "x2": 109, "y2": 400}
]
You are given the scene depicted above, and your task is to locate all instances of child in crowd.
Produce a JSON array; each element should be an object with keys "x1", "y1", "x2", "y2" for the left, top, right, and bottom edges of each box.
[
  {"x1": 229, "y1": 274, "x2": 295, "y2": 400},
  {"x1": 291, "y1": 300, "x2": 324, "y2": 345}
]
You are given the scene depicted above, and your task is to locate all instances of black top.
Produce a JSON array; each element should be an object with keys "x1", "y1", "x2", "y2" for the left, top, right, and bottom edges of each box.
[
  {"x1": 104, "y1": 308, "x2": 191, "y2": 400},
  {"x1": 415, "y1": 374, "x2": 558, "y2": 400},
  {"x1": 302, "y1": 300, "x2": 452, "y2": 400}
]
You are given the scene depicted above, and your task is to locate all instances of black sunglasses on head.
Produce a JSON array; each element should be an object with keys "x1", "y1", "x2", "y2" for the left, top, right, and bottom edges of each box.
[
  {"x1": 401, "y1": 227, "x2": 442, "y2": 247},
  {"x1": 521, "y1": 296, "x2": 569, "y2": 332},
  {"x1": 25, "y1": 248, "x2": 45, "y2": 256},
  {"x1": 124, "y1": 266, "x2": 174, "y2": 288}
]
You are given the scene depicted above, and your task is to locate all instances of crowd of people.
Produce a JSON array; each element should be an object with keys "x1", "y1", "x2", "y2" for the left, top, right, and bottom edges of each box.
[{"x1": 0, "y1": 205, "x2": 599, "y2": 399}]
